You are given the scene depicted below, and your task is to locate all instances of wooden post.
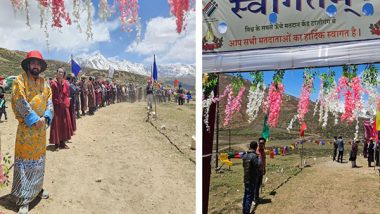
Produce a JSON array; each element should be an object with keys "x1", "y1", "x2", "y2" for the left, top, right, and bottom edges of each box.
[
  {"x1": 215, "y1": 74, "x2": 220, "y2": 170},
  {"x1": 203, "y1": 84, "x2": 218, "y2": 214}
]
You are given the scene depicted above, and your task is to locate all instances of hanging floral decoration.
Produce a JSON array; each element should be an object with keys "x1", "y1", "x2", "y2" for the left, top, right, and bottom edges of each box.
[
  {"x1": 72, "y1": 0, "x2": 82, "y2": 32},
  {"x1": 202, "y1": 73, "x2": 218, "y2": 132},
  {"x1": 99, "y1": 0, "x2": 112, "y2": 21},
  {"x1": 313, "y1": 70, "x2": 339, "y2": 128},
  {"x1": 118, "y1": 0, "x2": 140, "y2": 32},
  {"x1": 246, "y1": 71, "x2": 266, "y2": 123},
  {"x1": 297, "y1": 69, "x2": 315, "y2": 122},
  {"x1": 362, "y1": 64, "x2": 379, "y2": 121},
  {"x1": 168, "y1": 0, "x2": 191, "y2": 33},
  {"x1": 38, "y1": 1, "x2": 50, "y2": 49},
  {"x1": 223, "y1": 83, "x2": 245, "y2": 127},
  {"x1": 264, "y1": 70, "x2": 285, "y2": 128},
  {"x1": 336, "y1": 65, "x2": 366, "y2": 123},
  {"x1": 10, "y1": 0, "x2": 24, "y2": 11},
  {"x1": 51, "y1": 0, "x2": 71, "y2": 28},
  {"x1": 287, "y1": 69, "x2": 315, "y2": 131},
  {"x1": 85, "y1": 0, "x2": 93, "y2": 40},
  {"x1": 9, "y1": 0, "x2": 192, "y2": 47}
]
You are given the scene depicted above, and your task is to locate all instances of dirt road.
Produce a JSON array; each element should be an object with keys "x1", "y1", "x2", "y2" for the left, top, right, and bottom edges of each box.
[
  {"x1": 255, "y1": 157, "x2": 380, "y2": 214},
  {"x1": 0, "y1": 102, "x2": 195, "y2": 214}
]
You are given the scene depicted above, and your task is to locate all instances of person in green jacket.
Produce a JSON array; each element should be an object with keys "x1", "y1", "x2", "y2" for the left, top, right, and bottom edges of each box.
[{"x1": 0, "y1": 93, "x2": 7, "y2": 121}]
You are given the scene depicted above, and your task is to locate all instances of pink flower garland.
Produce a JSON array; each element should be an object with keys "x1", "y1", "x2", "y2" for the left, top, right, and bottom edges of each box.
[
  {"x1": 118, "y1": 0, "x2": 139, "y2": 32},
  {"x1": 51, "y1": 0, "x2": 71, "y2": 28},
  {"x1": 10, "y1": 0, "x2": 23, "y2": 10},
  {"x1": 38, "y1": 0, "x2": 48, "y2": 7},
  {"x1": 168, "y1": 0, "x2": 190, "y2": 33},
  {"x1": 337, "y1": 76, "x2": 365, "y2": 123},
  {"x1": 223, "y1": 85, "x2": 246, "y2": 127},
  {"x1": 297, "y1": 80, "x2": 312, "y2": 123},
  {"x1": 266, "y1": 83, "x2": 284, "y2": 128}
]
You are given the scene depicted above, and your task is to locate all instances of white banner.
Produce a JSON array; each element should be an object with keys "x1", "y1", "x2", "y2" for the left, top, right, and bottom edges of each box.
[
  {"x1": 203, "y1": 0, "x2": 380, "y2": 52},
  {"x1": 108, "y1": 66, "x2": 115, "y2": 79}
]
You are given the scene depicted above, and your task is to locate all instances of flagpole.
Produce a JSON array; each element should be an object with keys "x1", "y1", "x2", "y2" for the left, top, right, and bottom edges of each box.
[{"x1": 153, "y1": 55, "x2": 157, "y2": 119}]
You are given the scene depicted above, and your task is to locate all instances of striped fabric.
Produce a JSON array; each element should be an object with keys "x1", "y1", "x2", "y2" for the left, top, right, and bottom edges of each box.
[{"x1": 11, "y1": 156, "x2": 45, "y2": 206}]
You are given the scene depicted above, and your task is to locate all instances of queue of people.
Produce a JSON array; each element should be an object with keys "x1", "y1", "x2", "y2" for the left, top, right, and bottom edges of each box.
[
  {"x1": 332, "y1": 136, "x2": 380, "y2": 168},
  {"x1": 7, "y1": 50, "x2": 189, "y2": 214}
]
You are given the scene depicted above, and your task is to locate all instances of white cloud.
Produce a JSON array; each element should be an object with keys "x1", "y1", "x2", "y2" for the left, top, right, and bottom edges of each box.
[
  {"x1": 0, "y1": 0, "x2": 119, "y2": 55},
  {"x1": 126, "y1": 11, "x2": 195, "y2": 65}
]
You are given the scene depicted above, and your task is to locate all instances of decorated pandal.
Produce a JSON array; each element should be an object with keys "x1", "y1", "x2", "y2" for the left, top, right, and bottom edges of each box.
[{"x1": 203, "y1": 65, "x2": 380, "y2": 140}]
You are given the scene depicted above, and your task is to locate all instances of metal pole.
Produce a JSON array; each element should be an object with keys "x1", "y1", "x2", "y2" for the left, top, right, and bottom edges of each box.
[
  {"x1": 301, "y1": 138, "x2": 304, "y2": 168},
  {"x1": 215, "y1": 74, "x2": 220, "y2": 169},
  {"x1": 229, "y1": 129, "x2": 231, "y2": 153}
]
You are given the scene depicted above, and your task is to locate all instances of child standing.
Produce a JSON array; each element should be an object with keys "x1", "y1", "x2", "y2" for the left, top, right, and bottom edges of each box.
[{"x1": 0, "y1": 93, "x2": 7, "y2": 121}]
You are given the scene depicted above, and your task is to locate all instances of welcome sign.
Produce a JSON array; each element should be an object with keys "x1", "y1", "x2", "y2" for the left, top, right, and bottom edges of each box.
[{"x1": 202, "y1": 0, "x2": 380, "y2": 52}]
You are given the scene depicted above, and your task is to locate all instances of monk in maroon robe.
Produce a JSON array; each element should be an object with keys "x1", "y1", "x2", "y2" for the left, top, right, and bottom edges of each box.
[
  {"x1": 94, "y1": 80, "x2": 102, "y2": 109},
  {"x1": 49, "y1": 68, "x2": 73, "y2": 149}
]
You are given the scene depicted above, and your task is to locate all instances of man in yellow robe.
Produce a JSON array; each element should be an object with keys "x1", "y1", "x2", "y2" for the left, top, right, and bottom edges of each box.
[{"x1": 11, "y1": 50, "x2": 53, "y2": 214}]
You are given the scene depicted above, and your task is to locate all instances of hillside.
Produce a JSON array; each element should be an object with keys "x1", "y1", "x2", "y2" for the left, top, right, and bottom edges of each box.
[
  {"x1": 217, "y1": 74, "x2": 366, "y2": 140},
  {"x1": 0, "y1": 48, "x2": 148, "y2": 85}
]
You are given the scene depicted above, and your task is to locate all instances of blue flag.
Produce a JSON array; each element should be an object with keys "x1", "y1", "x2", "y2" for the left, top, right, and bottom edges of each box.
[
  {"x1": 152, "y1": 55, "x2": 158, "y2": 81},
  {"x1": 71, "y1": 59, "x2": 81, "y2": 77}
]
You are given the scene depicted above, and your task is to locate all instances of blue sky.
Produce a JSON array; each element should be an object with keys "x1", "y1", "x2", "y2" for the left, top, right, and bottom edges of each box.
[
  {"x1": 0, "y1": 0, "x2": 195, "y2": 65},
  {"x1": 235, "y1": 64, "x2": 380, "y2": 102}
]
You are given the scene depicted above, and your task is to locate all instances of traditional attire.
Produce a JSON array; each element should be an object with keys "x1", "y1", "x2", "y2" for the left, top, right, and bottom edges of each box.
[
  {"x1": 49, "y1": 79, "x2": 73, "y2": 146},
  {"x1": 87, "y1": 81, "x2": 95, "y2": 114},
  {"x1": 68, "y1": 81, "x2": 77, "y2": 132},
  {"x1": 79, "y1": 80, "x2": 88, "y2": 115},
  {"x1": 349, "y1": 143, "x2": 358, "y2": 168},
  {"x1": 11, "y1": 72, "x2": 53, "y2": 206}
]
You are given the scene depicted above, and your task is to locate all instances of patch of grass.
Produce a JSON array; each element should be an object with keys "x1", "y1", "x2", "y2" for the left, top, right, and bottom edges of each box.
[{"x1": 208, "y1": 140, "x2": 362, "y2": 213}]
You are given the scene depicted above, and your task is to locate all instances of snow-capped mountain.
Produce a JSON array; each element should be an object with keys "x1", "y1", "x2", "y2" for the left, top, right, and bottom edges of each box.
[{"x1": 73, "y1": 51, "x2": 195, "y2": 78}]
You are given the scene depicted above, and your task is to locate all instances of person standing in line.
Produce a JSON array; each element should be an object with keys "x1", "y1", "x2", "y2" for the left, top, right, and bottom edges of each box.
[
  {"x1": 10, "y1": 51, "x2": 53, "y2": 213},
  {"x1": 337, "y1": 136, "x2": 344, "y2": 163},
  {"x1": 146, "y1": 81, "x2": 154, "y2": 109},
  {"x1": 368, "y1": 139, "x2": 375, "y2": 167},
  {"x1": 349, "y1": 140, "x2": 359, "y2": 168},
  {"x1": 333, "y1": 136, "x2": 338, "y2": 161},
  {"x1": 67, "y1": 74, "x2": 77, "y2": 133},
  {"x1": 79, "y1": 76, "x2": 88, "y2": 116},
  {"x1": 363, "y1": 139, "x2": 368, "y2": 158},
  {"x1": 87, "y1": 76, "x2": 96, "y2": 115},
  {"x1": 75, "y1": 79, "x2": 81, "y2": 119},
  {"x1": 375, "y1": 140, "x2": 380, "y2": 167},
  {"x1": 49, "y1": 67, "x2": 73, "y2": 150}
]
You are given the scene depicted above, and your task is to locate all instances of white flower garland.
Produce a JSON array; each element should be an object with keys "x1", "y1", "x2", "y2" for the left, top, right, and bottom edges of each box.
[
  {"x1": 85, "y1": 0, "x2": 93, "y2": 40},
  {"x1": 203, "y1": 91, "x2": 215, "y2": 132},
  {"x1": 246, "y1": 82, "x2": 266, "y2": 123},
  {"x1": 363, "y1": 85, "x2": 377, "y2": 122},
  {"x1": 287, "y1": 115, "x2": 297, "y2": 132},
  {"x1": 73, "y1": 0, "x2": 82, "y2": 33}
]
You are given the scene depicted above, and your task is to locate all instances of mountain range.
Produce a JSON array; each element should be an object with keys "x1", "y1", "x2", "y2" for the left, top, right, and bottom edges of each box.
[{"x1": 74, "y1": 51, "x2": 195, "y2": 78}]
